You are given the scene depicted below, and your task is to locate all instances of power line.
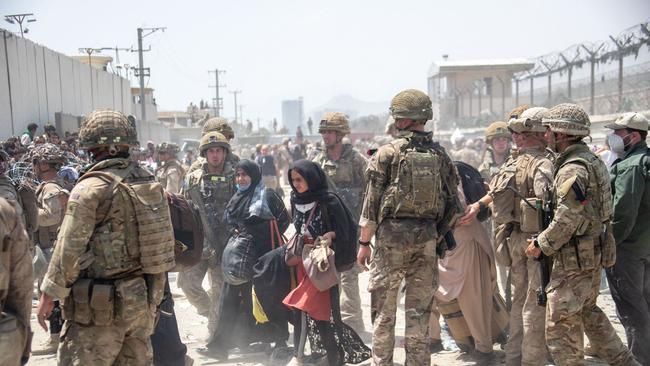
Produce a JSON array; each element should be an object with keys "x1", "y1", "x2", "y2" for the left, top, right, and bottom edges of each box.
[
  {"x1": 208, "y1": 69, "x2": 226, "y2": 117},
  {"x1": 136, "y1": 26, "x2": 165, "y2": 133},
  {"x1": 229, "y1": 90, "x2": 242, "y2": 123}
]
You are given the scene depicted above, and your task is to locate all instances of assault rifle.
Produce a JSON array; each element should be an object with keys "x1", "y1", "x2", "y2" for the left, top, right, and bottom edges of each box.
[
  {"x1": 505, "y1": 187, "x2": 553, "y2": 306},
  {"x1": 534, "y1": 192, "x2": 553, "y2": 306}
]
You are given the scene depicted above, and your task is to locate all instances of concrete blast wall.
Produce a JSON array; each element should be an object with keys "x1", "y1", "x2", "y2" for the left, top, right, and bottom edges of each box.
[{"x1": 0, "y1": 29, "x2": 132, "y2": 139}]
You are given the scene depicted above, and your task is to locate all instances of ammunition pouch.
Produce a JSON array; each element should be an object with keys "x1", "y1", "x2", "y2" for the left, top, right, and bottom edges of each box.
[
  {"x1": 63, "y1": 276, "x2": 148, "y2": 326},
  {"x1": 555, "y1": 236, "x2": 596, "y2": 271},
  {"x1": 519, "y1": 198, "x2": 540, "y2": 233},
  {"x1": 493, "y1": 224, "x2": 513, "y2": 267}
]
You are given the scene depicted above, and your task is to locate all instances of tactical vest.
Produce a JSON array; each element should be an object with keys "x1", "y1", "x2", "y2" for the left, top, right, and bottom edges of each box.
[
  {"x1": 490, "y1": 150, "x2": 547, "y2": 231},
  {"x1": 556, "y1": 147, "x2": 613, "y2": 235},
  {"x1": 185, "y1": 165, "x2": 235, "y2": 261},
  {"x1": 552, "y1": 146, "x2": 614, "y2": 270},
  {"x1": 316, "y1": 148, "x2": 364, "y2": 217},
  {"x1": 35, "y1": 181, "x2": 65, "y2": 249},
  {"x1": 379, "y1": 136, "x2": 445, "y2": 220},
  {"x1": 78, "y1": 162, "x2": 176, "y2": 279}
]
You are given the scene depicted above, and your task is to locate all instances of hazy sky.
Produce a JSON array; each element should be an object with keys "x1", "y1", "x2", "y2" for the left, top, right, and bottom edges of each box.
[{"x1": 1, "y1": 0, "x2": 648, "y2": 123}]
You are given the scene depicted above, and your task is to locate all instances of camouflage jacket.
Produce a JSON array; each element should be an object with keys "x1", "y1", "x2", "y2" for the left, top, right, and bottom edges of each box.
[
  {"x1": 187, "y1": 152, "x2": 240, "y2": 175},
  {"x1": 313, "y1": 144, "x2": 367, "y2": 220},
  {"x1": 0, "y1": 197, "x2": 33, "y2": 334},
  {"x1": 41, "y1": 158, "x2": 167, "y2": 305},
  {"x1": 35, "y1": 180, "x2": 69, "y2": 249},
  {"x1": 155, "y1": 159, "x2": 185, "y2": 194},
  {"x1": 478, "y1": 147, "x2": 509, "y2": 181},
  {"x1": 360, "y1": 131, "x2": 461, "y2": 239},
  {"x1": 182, "y1": 162, "x2": 235, "y2": 262},
  {"x1": 538, "y1": 143, "x2": 612, "y2": 258}
]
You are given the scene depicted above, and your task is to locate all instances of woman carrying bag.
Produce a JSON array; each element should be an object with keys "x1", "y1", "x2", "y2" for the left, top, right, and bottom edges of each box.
[
  {"x1": 282, "y1": 159, "x2": 370, "y2": 366},
  {"x1": 200, "y1": 159, "x2": 290, "y2": 360}
]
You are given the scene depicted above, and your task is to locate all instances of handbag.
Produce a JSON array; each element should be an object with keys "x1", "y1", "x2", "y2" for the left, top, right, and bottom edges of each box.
[
  {"x1": 302, "y1": 236, "x2": 339, "y2": 292},
  {"x1": 222, "y1": 233, "x2": 255, "y2": 285},
  {"x1": 284, "y1": 205, "x2": 317, "y2": 266}
]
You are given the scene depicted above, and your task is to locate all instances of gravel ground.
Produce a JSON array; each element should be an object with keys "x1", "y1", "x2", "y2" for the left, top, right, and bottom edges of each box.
[{"x1": 28, "y1": 270, "x2": 623, "y2": 366}]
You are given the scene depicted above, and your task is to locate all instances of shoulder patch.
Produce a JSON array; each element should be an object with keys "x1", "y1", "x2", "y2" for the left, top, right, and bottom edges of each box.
[{"x1": 558, "y1": 175, "x2": 578, "y2": 198}]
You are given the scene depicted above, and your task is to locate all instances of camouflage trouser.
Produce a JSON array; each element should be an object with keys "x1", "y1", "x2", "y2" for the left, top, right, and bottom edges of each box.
[
  {"x1": 0, "y1": 321, "x2": 26, "y2": 366},
  {"x1": 368, "y1": 236, "x2": 437, "y2": 366},
  {"x1": 57, "y1": 311, "x2": 155, "y2": 366},
  {"x1": 177, "y1": 257, "x2": 224, "y2": 338},
  {"x1": 546, "y1": 263, "x2": 634, "y2": 366},
  {"x1": 505, "y1": 229, "x2": 547, "y2": 366},
  {"x1": 339, "y1": 266, "x2": 365, "y2": 332}
]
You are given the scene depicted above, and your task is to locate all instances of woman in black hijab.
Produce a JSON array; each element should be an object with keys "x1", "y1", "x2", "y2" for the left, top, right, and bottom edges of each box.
[
  {"x1": 201, "y1": 159, "x2": 289, "y2": 360},
  {"x1": 283, "y1": 160, "x2": 370, "y2": 366}
]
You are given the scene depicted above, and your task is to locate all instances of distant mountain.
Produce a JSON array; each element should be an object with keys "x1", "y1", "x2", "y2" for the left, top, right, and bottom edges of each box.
[{"x1": 310, "y1": 94, "x2": 389, "y2": 120}]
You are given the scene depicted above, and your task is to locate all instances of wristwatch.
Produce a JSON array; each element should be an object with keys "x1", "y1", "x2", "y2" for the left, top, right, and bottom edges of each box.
[{"x1": 358, "y1": 239, "x2": 371, "y2": 247}]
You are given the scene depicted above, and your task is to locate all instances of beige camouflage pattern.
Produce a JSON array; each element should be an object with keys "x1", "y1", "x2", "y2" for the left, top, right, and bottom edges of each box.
[
  {"x1": 201, "y1": 117, "x2": 235, "y2": 138},
  {"x1": 179, "y1": 162, "x2": 235, "y2": 337},
  {"x1": 78, "y1": 110, "x2": 137, "y2": 149},
  {"x1": 450, "y1": 146, "x2": 481, "y2": 169},
  {"x1": 478, "y1": 147, "x2": 509, "y2": 181},
  {"x1": 361, "y1": 129, "x2": 460, "y2": 365},
  {"x1": 389, "y1": 89, "x2": 433, "y2": 121},
  {"x1": 488, "y1": 147, "x2": 553, "y2": 366},
  {"x1": 40, "y1": 158, "x2": 169, "y2": 366},
  {"x1": 155, "y1": 159, "x2": 185, "y2": 194},
  {"x1": 313, "y1": 144, "x2": 367, "y2": 331},
  {"x1": 0, "y1": 197, "x2": 33, "y2": 366},
  {"x1": 542, "y1": 103, "x2": 591, "y2": 137},
  {"x1": 35, "y1": 181, "x2": 68, "y2": 249},
  {"x1": 537, "y1": 144, "x2": 635, "y2": 366},
  {"x1": 318, "y1": 111, "x2": 351, "y2": 134},
  {"x1": 367, "y1": 220, "x2": 438, "y2": 366}
]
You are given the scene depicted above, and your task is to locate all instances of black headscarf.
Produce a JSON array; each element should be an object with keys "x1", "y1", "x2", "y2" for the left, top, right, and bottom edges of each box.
[
  {"x1": 288, "y1": 159, "x2": 329, "y2": 205},
  {"x1": 225, "y1": 159, "x2": 262, "y2": 223}
]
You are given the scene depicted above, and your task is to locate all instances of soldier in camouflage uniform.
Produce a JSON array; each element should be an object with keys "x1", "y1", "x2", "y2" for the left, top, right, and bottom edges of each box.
[
  {"x1": 187, "y1": 117, "x2": 240, "y2": 175},
  {"x1": 179, "y1": 131, "x2": 235, "y2": 342},
  {"x1": 357, "y1": 89, "x2": 461, "y2": 365},
  {"x1": 525, "y1": 103, "x2": 639, "y2": 366},
  {"x1": 36, "y1": 110, "x2": 176, "y2": 365},
  {"x1": 0, "y1": 150, "x2": 39, "y2": 241},
  {"x1": 313, "y1": 111, "x2": 367, "y2": 332},
  {"x1": 155, "y1": 142, "x2": 185, "y2": 194},
  {"x1": 465, "y1": 107, "x2": 554, "y2": 365},
  {"x1": 478, "y1": 121, "x2": 511, "y2": 180},
  {"x1": 30, "y1": 143, "x2": 69, "y2": 355},
  {"x1": 0, "y1": 197, "x2": 33, "y2": 366}
]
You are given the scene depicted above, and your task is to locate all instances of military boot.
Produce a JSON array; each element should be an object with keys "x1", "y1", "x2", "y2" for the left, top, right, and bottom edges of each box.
[{"x1": 32, "y1": 333, "x2": 59, "y2": 355}]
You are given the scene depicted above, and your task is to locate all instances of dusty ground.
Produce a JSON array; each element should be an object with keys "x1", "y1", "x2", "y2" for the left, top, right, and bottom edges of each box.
[
  {"x1": 27, "y1": 184, "x2": 623, "y2": 365},
  {"x1": 28, "y1": 270, "x2": 622, "y2": 366}
]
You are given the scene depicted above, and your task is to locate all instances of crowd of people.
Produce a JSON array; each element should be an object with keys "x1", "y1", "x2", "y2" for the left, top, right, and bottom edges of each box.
[{"x1": 0, "y1": 88, "x2": 648, "y2": 366}]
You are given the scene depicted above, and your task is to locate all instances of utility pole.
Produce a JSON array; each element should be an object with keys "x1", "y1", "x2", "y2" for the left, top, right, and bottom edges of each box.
[
  {"x1": 136, "y1": 26, "x2": 165, "y2": 137},
  {"x1": 101, "y1": 46, "x2": 132, "y2": 76},
  {"x1": 230, "y1": 90, "x2": 241, "y2": 123},
  {"x1": 239, "y1": 105, "x2": 245, "y2": 126},
  {"x1": 3, "y1": 13, "x2": 36, "y2": 38},
  {"x1": 78, "y1": 47, "x2": 105, "y2": 109},
  {"x1": 208, "y1": 69, "x2": 226, "y2": 117}
]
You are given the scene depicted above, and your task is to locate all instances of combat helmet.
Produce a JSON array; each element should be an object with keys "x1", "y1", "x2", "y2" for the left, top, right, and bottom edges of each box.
[
  {"x1": 508, "y1": 104, "x2": 530, "y2": 120},
  {"x1": 202, "y1": 117, "x2": 235, "y2": 139},
  {"x1": 485, "y1": 121, "x2": 510, "y2": 142},
  {"x1": 318, "y1": 112, "x2": 350, "y2": 135},
  {"x1": 508, "y1": 107, "x2": 548, "y2": 134},
  {"x1": 542, "y1": 103, "x2": 590, "y2": 136},
  {"x1": 78, "y1": 110, "x2": 137, "y2": 150},
  {"x1": 31, "y1": 143, "x2": 68, "y2": 167},
  {"x1": 389, "y1": 89, "x2": 433, "y2": 122},
  {"x1": 199, "y1": 131, "x2": 231, "y2": 157},
  {"x1": 157, "y1": 142, "x2": 180, "y2": 155}
]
